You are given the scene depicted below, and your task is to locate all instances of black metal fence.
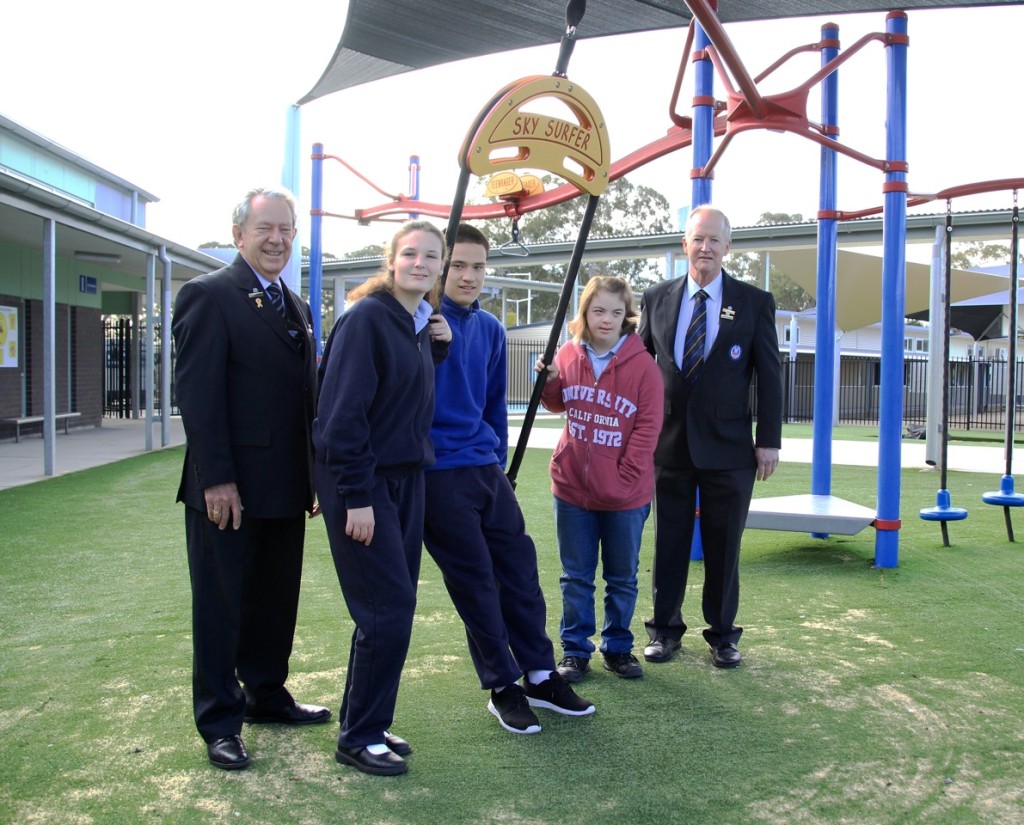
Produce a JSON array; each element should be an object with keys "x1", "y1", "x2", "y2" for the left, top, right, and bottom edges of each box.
[
  {"x1": 103, "y1": 317, "x2": 168, "y2": 418},
  {"x1": 781, "y1": 354, "x2": 1024, "y2": 431},
  {"x1": 508, "y1": 339, "x2": 1024, "y2": 432},
  {"x1": 103, "y1": 327, "x2": 1024, "y2": 433}
]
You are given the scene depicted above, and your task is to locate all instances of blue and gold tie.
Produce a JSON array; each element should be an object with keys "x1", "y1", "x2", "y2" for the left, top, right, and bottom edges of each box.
[{"x1": 681, "y1": 289, "x2": 708, "y2": 383}]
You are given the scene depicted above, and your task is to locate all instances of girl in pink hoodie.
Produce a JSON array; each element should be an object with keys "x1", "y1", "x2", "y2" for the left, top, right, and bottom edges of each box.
[{"x1": 538, "y1": 276, "x2": 663, "y2": 682}]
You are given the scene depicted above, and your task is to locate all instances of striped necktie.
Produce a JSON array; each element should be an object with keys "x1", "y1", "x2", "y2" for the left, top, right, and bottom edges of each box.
[
  {"x1": 681, "y1": 289, "x2": 708, "y2": 383},
  {"x1": 266, "y1": 282, "x2": 287, "y2": 319}
]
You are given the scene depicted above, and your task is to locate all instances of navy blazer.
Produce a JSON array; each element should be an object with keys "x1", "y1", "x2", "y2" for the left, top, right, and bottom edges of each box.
[
  {"x1": 172, "y1": 254, "x2": 317, "y2": 518},
  {"x1": 639, "y1": 271, "x2": 782, "y2": 470}
]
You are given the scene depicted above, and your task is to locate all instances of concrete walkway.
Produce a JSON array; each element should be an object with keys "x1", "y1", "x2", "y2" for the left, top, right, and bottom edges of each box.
[
  {"x1": 0, "y1": 416, "x2": 1017, "y2": 492},
  {"x1": 513, "y1": 425, "x2": 1017, "y2": 477},
  {"x1": 0, "y1": 417, "x2": 187, "y2": 492}
]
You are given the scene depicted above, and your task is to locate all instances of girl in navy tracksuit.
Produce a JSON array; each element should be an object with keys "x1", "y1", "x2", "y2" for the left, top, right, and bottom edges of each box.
[{"x1": 314, "y1": 220, "x2": 450, "y2": 776}]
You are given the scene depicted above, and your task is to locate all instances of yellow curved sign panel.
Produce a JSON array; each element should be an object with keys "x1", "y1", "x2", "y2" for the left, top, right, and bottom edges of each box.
[{"x1": 464, "y1": 76, "x2": 610, "y2": 197}]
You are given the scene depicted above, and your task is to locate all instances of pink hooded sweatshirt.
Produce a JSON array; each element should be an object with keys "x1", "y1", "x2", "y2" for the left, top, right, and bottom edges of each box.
[{"x1": 540, "y1": 332, "x2": 664, "y2": 511}]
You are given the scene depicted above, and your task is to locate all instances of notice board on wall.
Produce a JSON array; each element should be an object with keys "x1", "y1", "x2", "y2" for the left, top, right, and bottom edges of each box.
[{"x1": 0, "y1": 306, "x2": 18, "y2": 368}]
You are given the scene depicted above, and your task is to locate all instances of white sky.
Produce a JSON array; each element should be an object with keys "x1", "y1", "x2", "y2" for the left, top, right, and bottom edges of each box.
[{"x1": 3, "y1": 2, "x2": 1023, "y2": 259}]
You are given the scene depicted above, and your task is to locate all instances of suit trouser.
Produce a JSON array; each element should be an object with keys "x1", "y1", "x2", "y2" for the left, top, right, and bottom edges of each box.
[
  {"x1": 645, "y1": 464, "x2": 754, "y2": 647},
  {"x1": 185, "y1": 506, "x2": 304, "y2": 742},
  {"x1": 317, "y1": 466, "x2": 423, "y2": 749},
  {"x1": 423, "y1": 464, "x2": 556, "y2": 689}
]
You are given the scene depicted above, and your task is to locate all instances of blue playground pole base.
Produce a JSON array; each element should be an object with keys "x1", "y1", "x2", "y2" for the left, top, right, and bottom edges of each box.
[
  {"x1": 690, "y1": 517, "x2": 703, "y2": 562},
  {"x1": 919, "y1": 488, "x2": 969, "y2": 522},
  {"x1": 982, "y1": 475, "x2": 1024, "y2": 507}
]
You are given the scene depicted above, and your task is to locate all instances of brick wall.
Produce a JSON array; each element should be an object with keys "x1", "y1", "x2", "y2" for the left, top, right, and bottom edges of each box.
[
  {"x1": 0, "y1": 299, "x2": 103, "y2": 440},
  {"x1": 74, "y1": 307, "x2": 103, "y2": 427}
]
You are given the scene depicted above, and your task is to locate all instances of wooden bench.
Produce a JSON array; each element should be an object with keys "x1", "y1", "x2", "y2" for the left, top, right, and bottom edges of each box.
[
  {"x1": 5, "y1": 412, "x2": 82, "y2": 443},
  {"x1": 746, "y1": 494, "x2": 876, "y2": 535}
]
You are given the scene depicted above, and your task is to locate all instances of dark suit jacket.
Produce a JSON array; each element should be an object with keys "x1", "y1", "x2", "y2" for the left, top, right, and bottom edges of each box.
[
  {"x1": 639, "y1": 271, "x2": 782, "y2": 470},
  {"x1": 172, "y1": 254, "x2": 317, "y2": 518}
]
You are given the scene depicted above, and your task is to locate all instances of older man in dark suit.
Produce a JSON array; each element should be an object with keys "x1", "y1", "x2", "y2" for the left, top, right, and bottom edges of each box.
[
  {"x1": 639, "y1": 204, "x2": 782, "y2": 669},
  {"x1": 172, "y1": 187, "x2": 330, "y2": 770}
]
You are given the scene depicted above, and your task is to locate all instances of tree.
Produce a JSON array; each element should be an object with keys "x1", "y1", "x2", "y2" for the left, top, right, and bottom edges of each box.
[
  {"x1": 474, "y1": 175, "x2": 673, "y2": 324},
  {"x1": 343, "y1": 243, "x2": 386, "y2": 260},
  {"x1": 726, "y1": 212, "x2": 815, "y2": 313},
  {"x1": 950, "y1": 240, "x2": 1017, "y2": 270}
]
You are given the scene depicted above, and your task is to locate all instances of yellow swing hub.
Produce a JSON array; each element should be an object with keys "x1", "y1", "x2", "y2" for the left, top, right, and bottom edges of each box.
[{"x1": 466, "y1": 75, "x2": 611, "y2": 199}]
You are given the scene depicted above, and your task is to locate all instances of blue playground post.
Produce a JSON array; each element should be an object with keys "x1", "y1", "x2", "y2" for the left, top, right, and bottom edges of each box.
[
  {"x1": 811, "y1": 22, "x2": 840, "y2": 538},
  {"x1": 691, "y1": 21, "x2": 714, "y2": 208},
  {"x1": 690, "y1": 490, "x2": 704, "y2": 562},
  {"x1": 687, "y1": 17, "x2": 715, "y2": 561},
  {"x1": 309, "y1": 142, "x2": 325, "y2": 356},
  {"x1": 874, "y1": 12, "x2": 910, "y2": 568}
]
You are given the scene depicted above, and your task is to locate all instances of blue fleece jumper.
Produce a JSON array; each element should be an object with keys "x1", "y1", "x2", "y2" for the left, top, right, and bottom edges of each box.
[
  {"x1": 424, "y1": 295, "x2": 557, "y2": 690},
  {"x1": 429, "y1": 295, "x2": 508, "y2": 470}
]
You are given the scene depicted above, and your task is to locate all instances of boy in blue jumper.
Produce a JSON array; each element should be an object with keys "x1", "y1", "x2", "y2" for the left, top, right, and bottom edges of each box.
[{"x1": 423, "y1": 223, "x2": 595, "y2": 734}]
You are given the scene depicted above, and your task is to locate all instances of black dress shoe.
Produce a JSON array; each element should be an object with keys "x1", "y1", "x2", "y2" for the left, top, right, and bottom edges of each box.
[
  {"x1": 336, "y1": 745, "x2": 408, "y2": 776},
  {"x1": 643, "y1": 636, "x2": 682, "y2": 663},
  {"x1": 244, "y1": 702, "x2": 332, "y2": 725},
  {"x1": 711, "y1": 643, "x2": 742, "y2": 668},
  {"x1": 207, "y1": 734, "x2": 251, "y2": 770},
  {"x1": 384, "y1": 730, "x2": 412, "y2": 756}
]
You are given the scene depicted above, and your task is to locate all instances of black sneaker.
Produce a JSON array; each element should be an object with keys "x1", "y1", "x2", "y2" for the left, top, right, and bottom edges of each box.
[
  {"x1": 523, "y1": 672, "x2": 596, "y2": 716},
  {"x1": 487, "y1": 684, "x2": 541, "y2": 734},
  {"x1": 602, "y1": 652, "x2": 643, "y2": 679},
  {"x1": 556, "y1": 656, "x2": 590, "y2": 683}
]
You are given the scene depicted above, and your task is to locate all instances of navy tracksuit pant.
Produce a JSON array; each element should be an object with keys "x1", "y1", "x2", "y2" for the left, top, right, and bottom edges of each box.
[
  {"x1": 423, "y1": 463, "x2": 556, "y2": 689},
  {"x1": 317, "y1": 465, "x2": 424, "y2": 749}
]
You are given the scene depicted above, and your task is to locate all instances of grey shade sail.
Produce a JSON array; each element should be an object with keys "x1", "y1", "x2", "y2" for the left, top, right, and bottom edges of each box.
[
  {"x1": 907, "y1": 265, "x2": 1020, "y2": 341},
  {"x1": 297, "y1": 0, "x2": 1023, "y2": 105}
]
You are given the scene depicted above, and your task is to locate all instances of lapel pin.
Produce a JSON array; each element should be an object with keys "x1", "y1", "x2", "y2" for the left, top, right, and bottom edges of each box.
[
  {"x1": 721, "y1": 306, "x2": 736, "y2": 321},
  {"x1": 248, "y1": 289, "x2": 266, "y2": 309}
]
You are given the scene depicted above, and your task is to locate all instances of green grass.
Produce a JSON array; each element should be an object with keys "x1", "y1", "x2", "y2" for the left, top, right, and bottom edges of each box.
[{"x1": 1, "y1": 448, "x2": 1022, "y2": 824}]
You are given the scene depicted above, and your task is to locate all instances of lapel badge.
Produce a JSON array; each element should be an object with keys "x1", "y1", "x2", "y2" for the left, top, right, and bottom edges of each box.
[
  {"x1": 255, "y1": 297, "x2": 264, "y2": 309},
  {"x1": 720, "y1": 306, "x2": 736, "y2": 321}
]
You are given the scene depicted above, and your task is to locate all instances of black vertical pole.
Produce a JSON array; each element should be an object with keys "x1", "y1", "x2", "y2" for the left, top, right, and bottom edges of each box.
[{"x1": 506, "y1": 194, "x2": 599, "y2": 486}]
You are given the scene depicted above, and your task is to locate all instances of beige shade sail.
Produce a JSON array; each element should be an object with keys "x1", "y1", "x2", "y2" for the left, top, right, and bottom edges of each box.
[{"x1": 769, "y1": 248, "x2": 1010, "y2": 332}]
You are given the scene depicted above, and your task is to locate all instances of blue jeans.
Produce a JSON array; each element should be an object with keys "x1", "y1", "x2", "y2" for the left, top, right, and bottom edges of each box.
[{"x1": 553, "y1": 497, "x2": 651, "y2": 658}]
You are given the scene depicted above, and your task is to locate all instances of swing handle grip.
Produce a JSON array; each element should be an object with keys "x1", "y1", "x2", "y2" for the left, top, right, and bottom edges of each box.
[{"x1": 554, "y1": 0, "x2": 586, "y2": 77}]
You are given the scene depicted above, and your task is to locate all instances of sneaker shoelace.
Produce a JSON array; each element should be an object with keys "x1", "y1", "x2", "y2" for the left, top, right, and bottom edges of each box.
[{"x1": 548, "y1": 673, "x2": 576, "y2": 700}]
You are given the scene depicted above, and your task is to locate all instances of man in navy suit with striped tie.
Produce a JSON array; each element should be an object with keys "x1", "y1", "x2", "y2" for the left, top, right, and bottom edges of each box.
[
  {"x1": 173, "y1": 187, "x2": 330, "y2": 770},
  {"x1": 638, "y1": 205, "x2": 782, "y2": 669}
]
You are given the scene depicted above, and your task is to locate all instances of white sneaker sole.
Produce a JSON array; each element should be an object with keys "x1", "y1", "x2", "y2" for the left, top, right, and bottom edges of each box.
[{"x1": 486, "y1": 699, "x2": 541, "y2": 734}]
